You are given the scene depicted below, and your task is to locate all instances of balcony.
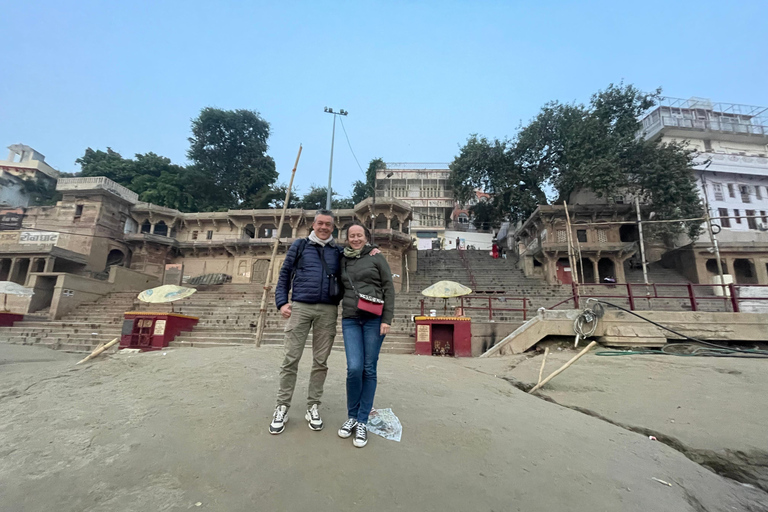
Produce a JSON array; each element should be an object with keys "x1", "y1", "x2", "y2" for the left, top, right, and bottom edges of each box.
[{"x1": 57, "y1": 177, "x2": 139, "y2": 203}]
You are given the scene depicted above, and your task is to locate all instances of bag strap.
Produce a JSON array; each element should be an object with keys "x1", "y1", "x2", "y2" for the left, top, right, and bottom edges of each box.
[
  {"x1": 290, "y1": 238, "x2": 309, "y2": 284},
  {"x1": 342, "y1": 258, "x2": 360, "y2": 297},
  {"x1": 314, "y1": 245, "x2": 336, "y2": 279}
]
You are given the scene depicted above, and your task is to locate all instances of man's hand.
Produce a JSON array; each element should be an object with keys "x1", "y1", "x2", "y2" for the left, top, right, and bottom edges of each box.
[
  {"x1": 280, "y1": 303, "x2": 292, "y2": 319},
  {"x1": 370, "y1": 248, "x2": 381, "y2": 256},
  {"x1": 380, "y1": 323, "x2": 390, "y2": 335}
]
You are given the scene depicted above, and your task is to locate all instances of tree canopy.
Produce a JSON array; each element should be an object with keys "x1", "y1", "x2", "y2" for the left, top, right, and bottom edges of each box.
[
  {"x1": 188, "y1": 108, "x2": 278, "y2": 209},
  {"x1": 450, "y1": 83, "x2": 704, "y2": 241}
]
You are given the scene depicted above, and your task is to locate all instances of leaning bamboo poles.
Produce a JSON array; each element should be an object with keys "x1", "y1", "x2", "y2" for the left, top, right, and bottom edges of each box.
[{"x1": 255, "y1": 145, "x2": 302, "y2": 347}]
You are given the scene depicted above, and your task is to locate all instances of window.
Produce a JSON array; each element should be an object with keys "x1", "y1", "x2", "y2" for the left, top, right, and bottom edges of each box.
[
  {"x1": 191, "y1": 231, "x2": 199, "y2": 240},
  {"x1": 576, "y1": 230, "x2": 587, "y2": 243},
  {"x1": 734, "y1": 209, "x2": 741, "y2": 224},
  {"x1": 597, "y1": 229, "x2": 608, "y2": 243},
  {"x1": 557, "y1": 230, "x2": 567, "y2": 243},
  {"x1": 712, "y1": 183, "x2": 724, "y2": 202},
  {"x1": 728, "y1": 184, "x2": 735, "y2": 198},
  {"x1": 206, "y1": 230, "x2": 213, "y2": 240},
  {"x1": 613, "y1": 196, "x2": 625, "y2": 205},
  {"x1": 740, "y1": 185, "x2": 751, "y2": 203},
  {"x1": 718, "y1": 208, "x2": 730, "y2": 228},
  {"x1": 74, "y1": 204, "x2": 83, "y2": 220},
  {"x1": 747, "y1": 210, "x2": 757, "y2": 230}
]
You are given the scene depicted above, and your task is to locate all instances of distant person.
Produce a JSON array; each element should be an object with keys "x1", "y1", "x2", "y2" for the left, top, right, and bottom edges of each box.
[
  {"x1": 337, "y1": 223, "x2": 395, "y2": 448},
  {"x1": 456, "y1": 236, "x2": 461, "y2": 250},
  {"x1": 501, "y1": 246, "x2": 507, "y2": 260},
  {"x1": 270, "y1": 210, "x2": 379, "y2": 435},
  {"x1": 492, "y1": 243, "x2": 500, "y2": 259}
]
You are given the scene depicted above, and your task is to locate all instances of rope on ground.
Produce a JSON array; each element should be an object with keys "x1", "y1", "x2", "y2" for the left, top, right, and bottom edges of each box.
[{"x1": 588, "y1": 299, "x2": 768, "y2": 359}]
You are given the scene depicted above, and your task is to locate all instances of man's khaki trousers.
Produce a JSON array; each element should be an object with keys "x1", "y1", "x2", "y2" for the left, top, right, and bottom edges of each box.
[{"x1": 276, "y1": 301, "x2": 338, "y2": 408}]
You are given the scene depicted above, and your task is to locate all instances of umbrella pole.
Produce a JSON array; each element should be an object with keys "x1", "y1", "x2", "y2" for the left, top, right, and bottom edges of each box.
[
  {"x1": 255, "y1": 145, "x2": 302, "y2": 347},
  {"x1": 3, "y1": 294, "x2": 6, "y2": 312}
]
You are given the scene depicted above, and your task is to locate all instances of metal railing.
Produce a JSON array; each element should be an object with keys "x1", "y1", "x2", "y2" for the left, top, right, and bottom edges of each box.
[
  {"x1": 456, "y1": 249, "x2": 478, "y2": 289},
  {"x1": 565, "y1": 282, "x2": 768, "y2": 313},
  {"x1": 420, "y1": 294, "x2": 530, "y2": 321}
]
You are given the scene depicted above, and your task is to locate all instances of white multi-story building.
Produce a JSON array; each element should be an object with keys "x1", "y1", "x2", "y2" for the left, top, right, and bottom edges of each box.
[
  {"x1": 376, "y1": 163, "x2": 453, "y2": 241},
  {"x1": 640, "y1": 97, "x2": 768, "y2": 285}
]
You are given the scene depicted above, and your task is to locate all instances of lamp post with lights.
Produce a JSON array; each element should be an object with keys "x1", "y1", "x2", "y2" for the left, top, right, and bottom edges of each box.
[{"x1": 323, "y1": 107, "x2": 348, "y2": 210}]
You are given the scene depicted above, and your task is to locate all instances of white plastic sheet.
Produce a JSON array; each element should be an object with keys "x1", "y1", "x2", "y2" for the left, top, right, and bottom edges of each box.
[{"x1": 367, "y1": 408, "x2": 402, "y2": 442}]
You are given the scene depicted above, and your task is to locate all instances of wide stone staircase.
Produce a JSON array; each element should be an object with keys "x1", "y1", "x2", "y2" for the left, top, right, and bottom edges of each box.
[{"x1": 0, "y1": 250, "x2": 721, "y2": 354}]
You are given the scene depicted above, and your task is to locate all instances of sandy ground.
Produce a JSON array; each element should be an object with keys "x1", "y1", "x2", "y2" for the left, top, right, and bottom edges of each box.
[
  {"x1": 1, "y1": 343, "x2": 767, "y2": 512},
  {"x1": 462, "y1": 345, "x2": 768, "y2": 492}
]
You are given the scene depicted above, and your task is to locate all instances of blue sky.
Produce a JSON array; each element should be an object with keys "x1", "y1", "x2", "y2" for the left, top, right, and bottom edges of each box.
[{"x1": 2, "y1": 1, "x2": 767, "y2": 197}]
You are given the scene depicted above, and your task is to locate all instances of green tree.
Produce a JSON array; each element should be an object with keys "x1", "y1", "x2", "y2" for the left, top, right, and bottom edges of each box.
[
  {"x1": 515, "y1": 82, "x2": 703, "y2": 240},
  {"x1": 187, "y1": 108, "x2": 278, "y2": 209},
  {"x1": 450, "y1": 135, "x2": 547, "y2": 224},
  {"x1": 297, "y1": 185, "x2": 352, "y2": 210},
  {"x1": 351, "y1": 157, "x2": 386, "y2": 204}
]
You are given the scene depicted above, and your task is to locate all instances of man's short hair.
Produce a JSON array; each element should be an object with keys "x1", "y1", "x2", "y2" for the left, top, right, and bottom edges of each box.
[{"x1": 314, "y1": 209, "x2": 335, "y2": 221}]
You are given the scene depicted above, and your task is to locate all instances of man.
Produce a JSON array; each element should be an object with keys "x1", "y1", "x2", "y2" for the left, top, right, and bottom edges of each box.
[{"x1": 269, "y1": 209, "x2": 378, "y2": 434}]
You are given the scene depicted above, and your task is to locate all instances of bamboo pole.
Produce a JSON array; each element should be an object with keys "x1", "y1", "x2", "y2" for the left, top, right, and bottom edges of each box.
[
  {"x1": 634, "y1": 197, "x2": 650, "y2": 286},
  {"x1": 563, "y1": 201, "x2": 579, "y2": 285},
  {"x1": 529, "y1": 340, "x2": 598, "y2": 394},
  {"x1": 537, "y1": 346, "x2": 550, "y2": 386},
  {"x1": 76, "y1": 338, "x2": 119, "y2": 365},
  {"x1": 255, "y1": 145, "x2": 302, "y2": 347},
  {"x1": 563, "y1": 200, "x2": 585, "y2": 285}
]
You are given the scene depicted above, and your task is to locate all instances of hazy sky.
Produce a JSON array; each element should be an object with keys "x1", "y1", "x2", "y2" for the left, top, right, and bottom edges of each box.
[{"x1": 3, "y1": 1, "x2": 767, "y2": 197}]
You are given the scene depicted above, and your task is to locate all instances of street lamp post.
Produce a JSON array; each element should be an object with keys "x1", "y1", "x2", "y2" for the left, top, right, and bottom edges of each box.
[{"x1": 323, "y1": 107, "x2": 348, "y2": 210}]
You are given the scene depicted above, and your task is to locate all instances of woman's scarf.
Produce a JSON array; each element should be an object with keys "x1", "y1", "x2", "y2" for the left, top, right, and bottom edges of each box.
[{"x1": 344, "y1": 246, "x2": 363, "y2": 258}]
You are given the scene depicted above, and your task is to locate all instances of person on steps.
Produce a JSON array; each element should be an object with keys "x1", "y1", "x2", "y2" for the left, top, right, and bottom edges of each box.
[
  {"x1": 269, "y1": 210, "x2": 379, "y2": 435},
  {"x1": 336, "y1": 223, "x2": 395, "y2": 448}
]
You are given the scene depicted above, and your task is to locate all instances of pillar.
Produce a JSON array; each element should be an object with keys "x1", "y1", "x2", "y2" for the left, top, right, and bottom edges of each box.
[
  {"x1": 44, "y1": 257, "x2": 55, "y2": 272},
  {"x1": 150, "y1": 223, "x2": 156, "y2": 234},
  {"x1": 8, "y1": 258, "x2": 19, "y2": 283},
  {"x1": 614, "y1": 257, "x2": 626, "y2": 284},
  {"x1": 592, "y1": 259, "x2": 600, "y2": 284}
]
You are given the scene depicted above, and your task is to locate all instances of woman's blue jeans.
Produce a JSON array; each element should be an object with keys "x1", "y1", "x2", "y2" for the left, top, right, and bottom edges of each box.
[{"x1": 342, "y1": 317, "x2": 385, "y2": 424}]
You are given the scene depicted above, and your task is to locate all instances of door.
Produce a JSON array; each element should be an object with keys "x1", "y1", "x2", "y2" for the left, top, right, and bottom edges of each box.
[
  {"x1": 556, "y1": 260, "x2": 573, "y2": 285},
  {"x1": 251, "y1": 259, "x2": 270, "y2": 284}
]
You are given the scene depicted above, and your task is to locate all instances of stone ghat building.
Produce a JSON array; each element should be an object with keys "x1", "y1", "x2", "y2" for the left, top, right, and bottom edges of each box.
[
  {"x1": 0, "y1": 177, "x2": 412, "y2": 318},
  {"x1": 514, "y1": 204, "x2": 640, "y2": 285}
]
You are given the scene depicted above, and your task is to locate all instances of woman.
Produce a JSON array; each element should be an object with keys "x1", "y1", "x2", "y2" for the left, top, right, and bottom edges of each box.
[{"x1": 337, "y1": 223, "x2": 395, "y2": 448}]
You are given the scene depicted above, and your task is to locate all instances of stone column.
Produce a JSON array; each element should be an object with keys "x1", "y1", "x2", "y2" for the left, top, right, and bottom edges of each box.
[
  {"x1": 8, "y1": 258, "x2": 19, "y2": 283},
  {"x1": 592, "y1": 259, "x2": 600, "y2": 284},
  {"x1": 44, "y1": 257, "x2": 56, "y2": 272},
  {"x1": 614, "y1": 257, "x2": 626, "y2": 284},
  {"x1": 150, "y1": 223, "x2": 156, "y2": 234}
]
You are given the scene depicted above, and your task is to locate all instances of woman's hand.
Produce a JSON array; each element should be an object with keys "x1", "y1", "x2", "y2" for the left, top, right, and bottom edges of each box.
[{"x1": 380, "y1": 323, "x2": 390, "y2": 335}]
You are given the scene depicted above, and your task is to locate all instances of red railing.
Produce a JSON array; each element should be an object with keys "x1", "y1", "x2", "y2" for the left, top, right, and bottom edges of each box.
[
  {"x1": 565, "y1": 282, "x2": 768, "y2": 313},
  {"x1": 420, "y1": 294, "x2": 530, "y2": 321}
]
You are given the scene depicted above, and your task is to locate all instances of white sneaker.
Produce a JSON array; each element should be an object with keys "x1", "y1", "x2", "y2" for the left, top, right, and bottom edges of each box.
[
  {"x1": 353, "y1": 422, "x2": 368, "y2": 448},
  {"x1": 338, "y1": 418, "x2": 358, "y2": 438},
  {"x1": 305, "y1": 404, "x2": 324, "y2": 431},
  {"x1": 270, "y1": 405, "x2": 288, "y2": 434}
]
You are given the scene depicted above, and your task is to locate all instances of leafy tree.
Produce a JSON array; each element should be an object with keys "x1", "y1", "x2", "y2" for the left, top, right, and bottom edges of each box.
[
  {"x1": 450, "y1": 135, "x2": 547, "y2": 224},
  {"x1": 351, "y1": 157, "x2": 386, "y2": 204},
  {"x1": 20, "y1": 177, "x2": 61, "y2": 206},
  {"x1": 187, "y1": 108, "x2": 278, "y2": 208},
  {"x1": 297, "y1": 185, "x2": 353, "y2": 210},
  {"x1": 515, "y1": 82, "x2": 703, "y2": 240}
]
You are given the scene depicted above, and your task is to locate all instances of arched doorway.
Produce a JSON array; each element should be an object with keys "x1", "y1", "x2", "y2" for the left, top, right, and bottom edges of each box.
[
  {"x1": 598, "y1": 258, "x2": 615, "y2": 282},
  {"x1": 106, "y1": 249, "x2": 126, "y2": 267},
  {"x1": 154, "y1": 221, "x2": 168, "y2": 236},
  {"x1": 258, "y1": 224, "x2": 277, "y2": 238},
  {"x1": 251, "y1": 259, "x2": 270, "y2": 284},
  {"x1": 374, "y1": 214, "x2": 387, "y2": 230},
  {"x1": 706, "y1": 259, "x2": 728, "y2": 275},
  {"x1": 280, "y1": 224, "x2": 292, "y2": 238},
  {"x1": 580, "y1": 258, "x2": 595, "y2": 283},
  {"x1": 243, "y1": 224, "x2": 255, "y2": 239},
  {"x1": 140, "y1": 220, "x2": 151, "y2": 233}
]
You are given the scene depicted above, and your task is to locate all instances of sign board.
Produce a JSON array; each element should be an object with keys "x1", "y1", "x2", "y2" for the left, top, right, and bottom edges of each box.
[
  {"x1": 0, "y1": 232, "x2": 19, "y2": 244},
  {"x1": 19, "y1": 231, "x2": 59, "y2": 244},
  {"x1": 0, "y1": 209, "x2": 24, "y2": 231},
  {"x1": 417, "y1": 324, "x2": 430, "y2": 342},
  {"x1": 153, "y1": 319, "x2": 167, "y2": 336},
  {"x1": 163, "y1": 264, "x2": 184, "y2": 286},
  {"x1": 417, "y1": 238, "x2": 432, "y2": 250}
]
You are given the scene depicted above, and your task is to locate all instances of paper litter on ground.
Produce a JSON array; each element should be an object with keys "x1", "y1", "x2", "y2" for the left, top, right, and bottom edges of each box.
[{"x1": 367, "y1": 408, "x2": 402, "y2": 442}]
